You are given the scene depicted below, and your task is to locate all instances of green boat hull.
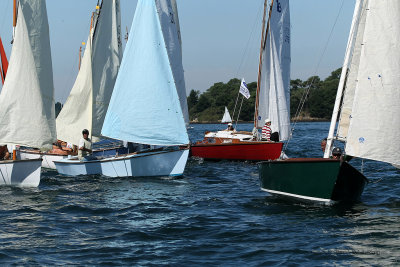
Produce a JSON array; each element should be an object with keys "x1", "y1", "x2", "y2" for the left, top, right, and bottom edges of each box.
[{"x1": 258, "y1": 158, "x2": 368, "y2": 204}]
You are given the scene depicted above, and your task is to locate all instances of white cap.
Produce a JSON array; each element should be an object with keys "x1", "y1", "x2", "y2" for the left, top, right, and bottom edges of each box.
[
  {"x1": 228, "y1": 123, "x2": 232, "y2": 126},
  {"x1": 265, "y1": 118, "x2": 271, "y2": 123}
]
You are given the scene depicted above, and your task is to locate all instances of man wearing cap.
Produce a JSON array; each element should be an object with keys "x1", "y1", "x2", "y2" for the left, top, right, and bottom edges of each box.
[
  {"x1": 226, "y1": 123, "x2": 234, "y2": 131},
  {"x1": 262, "y1": 119, "x2": 272, "y2": 141},
  {"x1": 78, "y1": 129, "x2": 95, "y2": 161}
]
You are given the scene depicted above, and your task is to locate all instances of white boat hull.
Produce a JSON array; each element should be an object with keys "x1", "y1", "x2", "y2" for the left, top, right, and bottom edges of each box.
[
  {"x1": 54, "y1": 149, "x2": 189, "y2": 177},
  {"x1": 19, "y1": 150, "x2": 67, "y2": 170},
  {"x1": 0, "y1": 159, "x2": 42, "y2": 187}
]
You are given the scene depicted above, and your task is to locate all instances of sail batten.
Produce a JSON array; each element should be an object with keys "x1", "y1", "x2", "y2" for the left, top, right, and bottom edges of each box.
[
  {"x1": 0, "y1": 0, "x2": 56, "y2": 150},
  {"x1": 101, "y1": 0, "x2": 188, "y2": 146},
  {"x1": 256, "y1": 0, "x2": 291, "y2": 141},
  {"x1": 345, "y1": 0, "x2": 400, "y2": 166}
]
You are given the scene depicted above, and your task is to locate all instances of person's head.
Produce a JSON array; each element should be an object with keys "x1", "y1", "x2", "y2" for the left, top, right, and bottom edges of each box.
[
  {"x1": 321, "y1": 138, "x2": 327, "y2": 152},
  {"x1": 82, "y1": 129, "x2": 89, "y2": 139},
  {"x1": 265, "y1": 118, "x2": 271, "y2": 125},
  {"x1": 227, "y1": 123, "x2": 233, "y2": 129},
  {"x1": 332, "y1": 147, "x2": 342, "y2": 159}
]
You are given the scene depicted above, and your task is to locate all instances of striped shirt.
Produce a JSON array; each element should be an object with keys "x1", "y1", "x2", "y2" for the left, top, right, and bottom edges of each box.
[{"x1": 262, "y1": 125, "x2": 271, "y2": 141}]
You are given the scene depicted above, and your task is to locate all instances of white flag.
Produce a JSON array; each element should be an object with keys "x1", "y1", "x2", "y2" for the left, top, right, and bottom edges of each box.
[{"x1": 239, "y1": 78, "x2": 250, "y2": 99}]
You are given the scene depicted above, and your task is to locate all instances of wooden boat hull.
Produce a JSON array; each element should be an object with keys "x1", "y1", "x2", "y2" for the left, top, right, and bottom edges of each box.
[
  {"x1": 54, "y1": 149, "x2": 189, "y2": 177},
  {"x1": 0, "y1": 159, "x2": 42, "y2": 187},
  {"x1": 190, "y1": 142, "x2": 283, "y2": 161},
  {"x1": 258, "y1": 158, "x2": 368, "y2": 204}
]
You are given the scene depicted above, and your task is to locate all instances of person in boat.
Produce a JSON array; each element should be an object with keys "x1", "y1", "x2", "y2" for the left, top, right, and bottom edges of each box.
[
  {"x1": 321, "y1": 138, "x2": 327, "y2": 153},
  {"x1": 226, "y1": 122, "x2": 235, "y2": 131},
  {"x1": 332, "y1": 147, "x2": 342, "y2": 159},
  {"x1": 78, "y1": 129, "x2": 96, "y2": 161},
  {"x1": 261, "y1": 118, "x2": 272, "y2": 141},
  {"x1": 0, "y1": 145, "x2": 10, "y2": 160}
]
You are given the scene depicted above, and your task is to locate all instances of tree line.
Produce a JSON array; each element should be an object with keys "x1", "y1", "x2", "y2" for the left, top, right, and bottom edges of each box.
[{"x1": 187, "y1": 68, "x2": 341, "y2": 122}]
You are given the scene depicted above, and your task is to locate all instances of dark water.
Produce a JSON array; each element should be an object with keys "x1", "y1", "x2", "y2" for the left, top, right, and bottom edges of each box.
[{"x1": 1, "y1": 122, "x2": 399, "y2": 265}]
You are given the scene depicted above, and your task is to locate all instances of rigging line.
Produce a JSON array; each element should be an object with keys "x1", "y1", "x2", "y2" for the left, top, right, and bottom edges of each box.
[
  {"x1": 283, "y1": 0, "x2": 346, "y2": 153},
  {"x1": 235, "y1": 96, "x2": 245, "y2": 129},
  {"x1": 232, "y1": 0, "x2": 263, "y2": 122}
]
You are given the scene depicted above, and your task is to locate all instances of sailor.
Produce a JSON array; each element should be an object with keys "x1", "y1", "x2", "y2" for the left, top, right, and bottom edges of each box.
[
  {"x1": 226, "y1": 122, "x2": 234, "y2": 131},
  {"x1": 0, "y1": 145, "x2": 10, "y2": 160},
  {"x1": 321, "y1": 138, "x2": 327, "y2": 154},
  {"x1": 78, "y1": 129, "x2": 95, "y2": 161},
  {"x1": 261, "y1": 118, "x2": 272, "y2": 141},
  {"x1": 331, "y1": 147, "x2": 342, "y2": 159}
]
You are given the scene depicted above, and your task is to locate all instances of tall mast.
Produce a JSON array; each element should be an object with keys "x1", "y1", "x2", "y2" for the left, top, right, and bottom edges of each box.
[
  {"x1": 324, "y1": 0, "x2": 364, "y2": 158},
  {"x1": 78, "y1": 46, "x2": 82, "y2": 70},
  {"x1": 12, "y1": 0, "x2": 17, "y2": 39},
  {"x1": 254, "y1": 0, "x2": 274, "y2": 129}
]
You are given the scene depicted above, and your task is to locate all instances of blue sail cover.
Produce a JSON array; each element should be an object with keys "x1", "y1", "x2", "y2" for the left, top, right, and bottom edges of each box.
[{"x1": 101, "y1": 0, "x2": 189, "y2": 145}]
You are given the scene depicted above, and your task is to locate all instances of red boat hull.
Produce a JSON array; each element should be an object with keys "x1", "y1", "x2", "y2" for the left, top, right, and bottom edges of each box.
[{"x1": 190, "y1": 142, "x2": 283, "y2": 161}]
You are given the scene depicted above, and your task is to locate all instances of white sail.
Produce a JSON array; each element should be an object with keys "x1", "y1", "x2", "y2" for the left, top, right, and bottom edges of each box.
[
  {"x1": 345, "y1": 0, "x2": 400, "y2": 166},
  {"x1": 155, "y1": 0, "x2": 189, "y2": 126},
  {"x1": 56, "y1": 34, "x2": 94, "y2": 146},
  {"x1": 337, "y1": 0, "x2": 368, "y2": 139},
  {"x1": 56, "y1": 0, "x2": 122, "y2": 145},
  {"x1": 221, "y1": 106, "x2": 232, "y2": 123},
  {"x1": 0, "y1": 0, "x2": 56, "y2": 150},
  {"x1": 256, "y1": 0, "x2": 291, "y2": 141},
  {"x1": 92, "y1": 0, "x2": 123, "y2": 137}
]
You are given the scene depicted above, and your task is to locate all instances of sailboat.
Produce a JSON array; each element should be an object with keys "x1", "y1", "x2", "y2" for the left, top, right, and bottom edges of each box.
[
  {"x1": 0, "y1": 0, "x2": 56, "y2": 186},
  {"x1": 19, "y1": 0, "x2": 123, "y2": 169},
  {"x1": 258, "y1": 0, "x2": 399, "y2": 204},
  {"x1": 190, "y1": 0, "x2": 291, "y2": 161},
  {"x1": 55, "y1": 0, "x2": 190, "y2": 177},
  {"x1": 221, "y1": 106, "x2": 232, "y2": 123}
]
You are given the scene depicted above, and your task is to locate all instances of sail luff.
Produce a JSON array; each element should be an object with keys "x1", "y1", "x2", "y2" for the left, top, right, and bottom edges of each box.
[{"x1": 324, "y1": 0, "x2": 364, "y2": 158}]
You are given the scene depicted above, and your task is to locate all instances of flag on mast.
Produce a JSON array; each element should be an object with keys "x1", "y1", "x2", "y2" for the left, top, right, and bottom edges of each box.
[{"x1": 239, "y1": 78, "x2": 250, "y2": 99}]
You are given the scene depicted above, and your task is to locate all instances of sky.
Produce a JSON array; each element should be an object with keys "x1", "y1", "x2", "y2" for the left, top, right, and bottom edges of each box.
[{"x1": 0, "y1": 0, "x2": 356, "y2": 103}]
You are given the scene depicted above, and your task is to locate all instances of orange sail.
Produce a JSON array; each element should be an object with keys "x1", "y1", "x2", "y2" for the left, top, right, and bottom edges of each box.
[{"x1": 0, "y1": 37, "x2": 8, "y2": 84}]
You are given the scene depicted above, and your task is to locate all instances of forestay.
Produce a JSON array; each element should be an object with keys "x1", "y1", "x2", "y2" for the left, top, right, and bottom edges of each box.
[
  {"x1": 256, "y1": 0, "x2": 291, "y2": 141},
  {"x1": 56, "y1": 0, "x2": 122, "y2": 146},
  {"x1": 101, "y1": 0, "x2": 189, "y2": 146},
  {"x1": 0, "y1": 0, "x2": 56, "y2": 150},
  {"x1": 345, "y1": 0, "x2": 400, "y2": 166}
]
